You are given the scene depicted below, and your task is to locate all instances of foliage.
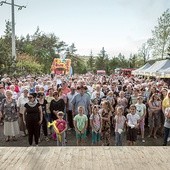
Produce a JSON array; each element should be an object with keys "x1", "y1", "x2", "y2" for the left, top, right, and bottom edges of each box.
[
  {"x1": 16, "y1": 54, "x2": 43, "y2": 76},
  {"x1": 147, "y1": 9, "x2": 170, "y2": 59},
  {"x1": 1, "y1": 10, "x2": 170, "y2": 76}
]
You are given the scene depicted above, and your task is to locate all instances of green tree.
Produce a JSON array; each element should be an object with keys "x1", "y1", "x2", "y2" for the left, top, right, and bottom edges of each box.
[
  {"x1": 148, "y1": 9, "x2": 170, "y2": 59},
  {"x1": 95, "y1": 47, "x2": 110, "y2": 73},
  {"x1": 87, "y1": 50, "x2": 95, "y2": 72},
  {"x1": 138, "y1": 43, "x2": 150, "y2": 64}
]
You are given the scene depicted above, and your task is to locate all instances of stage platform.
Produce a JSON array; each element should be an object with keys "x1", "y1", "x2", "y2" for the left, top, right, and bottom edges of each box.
[{"x1": 0, "y1": 147, "x2": 169, "y2": 170}]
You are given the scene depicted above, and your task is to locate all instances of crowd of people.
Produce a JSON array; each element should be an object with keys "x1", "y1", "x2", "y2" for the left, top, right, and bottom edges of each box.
[{"x1": 0, "y1": 73, "x2": 170, "y2": 146}]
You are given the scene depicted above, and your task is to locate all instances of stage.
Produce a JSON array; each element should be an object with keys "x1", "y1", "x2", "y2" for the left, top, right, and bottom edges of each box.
[{"x1": 0, "y1": 147, "x2": 169, "y2": 170}]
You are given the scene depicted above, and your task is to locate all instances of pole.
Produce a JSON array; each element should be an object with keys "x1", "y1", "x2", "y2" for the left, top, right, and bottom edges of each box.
[
  {"x1": 0, "y1": 1, "x2": 26, "y2": 61},
  {"x1": 11, "y1": 0, "x2": 16, "y2": 60}
]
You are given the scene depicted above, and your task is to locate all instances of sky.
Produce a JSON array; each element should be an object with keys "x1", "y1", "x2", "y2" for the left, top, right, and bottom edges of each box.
[{"x1": 0, "y1": 0, "x2": 170, "y2": 57}]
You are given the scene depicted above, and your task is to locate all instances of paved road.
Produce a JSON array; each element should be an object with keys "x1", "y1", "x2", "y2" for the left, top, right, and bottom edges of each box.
[{"x1": 0, "y1": 124, "x2": 169, "y2": 147}]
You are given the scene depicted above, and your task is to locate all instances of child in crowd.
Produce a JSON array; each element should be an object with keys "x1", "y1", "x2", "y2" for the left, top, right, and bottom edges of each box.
[
  {"x1": 73, "y1": 106, "x2": 88, "y2": 146},
  {"x1": 114, "y1": 106, "x2": 126, "y2": 146},
  {"x1": 135, "y1": 95, "x2": 146, "y2": 143},
  {"x1": 126, "y1": 104, "x2": 140, "y2": 146},
  {"x1": 56, "y1": 111, "x2": 67, "y2": 146},
  {"x1": 90, "y1": 105, "x2": 101, "y2": 145},
  {"x1": 163, "y1": 107, "x2": 170, "y2": 146}
]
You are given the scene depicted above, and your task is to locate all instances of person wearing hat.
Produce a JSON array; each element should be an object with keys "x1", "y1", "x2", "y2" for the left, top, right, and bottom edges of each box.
[
  {"x1": 71, "y1": 85, "x2": 91, "y2": 116},
  {"x1": 17, "y1": 87, "x2": 29, "y2": 136}
]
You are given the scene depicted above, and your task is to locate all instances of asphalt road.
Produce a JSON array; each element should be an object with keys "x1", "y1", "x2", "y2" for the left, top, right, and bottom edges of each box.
[{"x1": 0, "y1": 124, "x2": 169, "y2": 147}]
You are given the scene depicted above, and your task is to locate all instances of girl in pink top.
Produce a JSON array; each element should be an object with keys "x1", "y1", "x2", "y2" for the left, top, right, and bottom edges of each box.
[{"x1": 56, "y1": 111, "x2": 67, "y2": 146}]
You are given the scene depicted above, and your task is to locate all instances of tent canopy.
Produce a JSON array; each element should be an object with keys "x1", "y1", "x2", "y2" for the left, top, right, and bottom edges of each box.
[
  {"x1": 132, "y1": 63, "x2": 151, "y2": 75},
  {"x1": 143, "y1": 59, "x2": 170, "y2": 76}
]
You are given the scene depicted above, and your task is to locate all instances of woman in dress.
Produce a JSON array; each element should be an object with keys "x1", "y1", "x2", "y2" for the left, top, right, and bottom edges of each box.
[
  {"x1": 0, "y1": 90, "x2": 20, "y2": 141},
  {"x1": 148, "y1": 93, "x2": 162, "y2": 139},
  {"x1": 100, "y1": 100, "x2": 112, "y2": 146},
  {"x1": 23, "y1": 93, "x2": 43, "y2": 146}
]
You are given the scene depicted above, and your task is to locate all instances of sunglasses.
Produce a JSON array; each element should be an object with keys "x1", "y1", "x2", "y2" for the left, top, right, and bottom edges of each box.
[
  {"x1": 28, "y1": 96, "x2": 33, "y2": 99},
  {"x1": 58, "y1": 113, "x2": 63, "y2": 116}
]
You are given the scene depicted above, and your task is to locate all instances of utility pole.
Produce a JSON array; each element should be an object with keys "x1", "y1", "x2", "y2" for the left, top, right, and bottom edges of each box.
[{"x1": 0, "y1": 0, "x2": 26, "y2": 61}]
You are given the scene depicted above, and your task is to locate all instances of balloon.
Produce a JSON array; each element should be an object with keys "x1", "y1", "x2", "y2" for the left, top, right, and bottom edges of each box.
[{"x1": 48, "y1": 121, "x2": 62, "y2": 142}]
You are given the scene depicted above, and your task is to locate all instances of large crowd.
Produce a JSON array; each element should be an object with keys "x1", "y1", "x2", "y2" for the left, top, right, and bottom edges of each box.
[{"x1": 0, "y1": 73, "x2": 170, "y2": 146}]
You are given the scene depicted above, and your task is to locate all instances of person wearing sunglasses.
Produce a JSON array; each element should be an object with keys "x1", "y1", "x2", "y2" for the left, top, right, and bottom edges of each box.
[{"x1": 23, "y1": 93, "x2": 43, "y2": 146}]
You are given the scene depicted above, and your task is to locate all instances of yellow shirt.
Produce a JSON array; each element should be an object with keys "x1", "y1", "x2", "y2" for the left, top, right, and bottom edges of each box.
[{"x1": 162, "y1": 97, "x2": 170, "y2": 109}]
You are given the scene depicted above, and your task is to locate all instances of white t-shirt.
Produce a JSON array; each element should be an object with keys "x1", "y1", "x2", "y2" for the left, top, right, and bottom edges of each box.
[
  {"x1": 135, "y1": 103, "x2": 146, "y2": 118},
  {"x1": 126, "y1": 113, "x2": 140, "y2": 127}
]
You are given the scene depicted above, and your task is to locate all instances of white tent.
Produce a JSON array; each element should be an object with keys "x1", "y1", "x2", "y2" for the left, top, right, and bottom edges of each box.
[
  {"x1": 132, "y1": 63, "x2": 151, "y2": 75},
  {"x1": 157, "y1": 65, "x2": 170, "y2": 78},
  {"x1": 143, "y1": 59, "x2": 170, "y2": 76}
]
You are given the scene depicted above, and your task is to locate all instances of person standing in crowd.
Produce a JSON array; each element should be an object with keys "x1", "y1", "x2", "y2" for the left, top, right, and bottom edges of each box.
[
  {"x1": 162, "y1": 91, "x2": 170, "y2": 142},
  {"x1": 55, "y1": 111, "x2": 67, "y2": 146},
  {"x1": 17, "y1": 88, "x2": 29, "y2": 136},
  {"x1": 114, "y1": 106, "x2": 126, "y2": 146},
  {"x1": 126, "y1": 104, "x2": 140, "y2": 146},
  {"x1": 66, "y1": 86, "x2": 77, "y2": 130},
  {"x1": 0, "y1": 84, "x2": 5, "y2": 126},
  {"x1": 130, "y1": 88, "x2": 139, "y2": 105},
  {"x1": 50, "y1": 91, "x2": 65, "y2": 120},
  {"x1": 148, "y1": 93, "x2": 162, "y2": 139},
  {"x1": 100, "y1": 100, "x2": 112, "y2": 146},
  {"x1": 72, "y1": 85, "x2": 91, "y2": 116},
  {"x1": 74, "y1": 106, "x2": 88, "y2": 146},
  {"x1": 135, "y1": 95, "x2": 146, "y2": 143},
  {"x1": 37, "y1": 91, "x2": 49, "y2": 141},
  {"x1": 90, "y1": 105, "x2": 101, "y2": 145},
  {"x1": 45, "y1": 87, "x2": 54, "y2": 127},
  {"x1": 0, "y1": 90, "x2": 20, "y2": 142},
  {"x1": 23, "y1": 93, "x2": 43, "y2": 146},
  {"x1": 163, "y1": 106, "x2": 170, "y2": 146},
  {"x1": 91, "y1": 84, "x2": 104, "y2": 100}
]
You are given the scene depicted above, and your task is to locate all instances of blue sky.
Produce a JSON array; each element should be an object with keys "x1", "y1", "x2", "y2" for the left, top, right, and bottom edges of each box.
[{"x1": 0, "y1": 0, "x2": 170, "y2": 57}]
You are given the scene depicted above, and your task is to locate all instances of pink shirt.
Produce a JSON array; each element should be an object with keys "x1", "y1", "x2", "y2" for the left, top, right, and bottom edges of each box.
[{"x1": 56, "y1": 119, "x2": 67, "y2": 132}]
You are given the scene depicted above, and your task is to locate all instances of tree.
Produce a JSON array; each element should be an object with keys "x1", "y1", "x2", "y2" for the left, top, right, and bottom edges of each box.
[
  {"x1": 16, "y1": 54, "x2": 43, "y2": 76},
  {"x1": 87, "y1": 50, "x2": 95, "y2": 72},
  {"x1": 95, "y1": 47, "x2": 110, "y2": 73},
  {"x1": 70, "y1": 43, "x2": 77, "y2": 55},
  {"x1": 138, "y1": 43, "x2": 150, "y2": 64},
  {"x1": 149, "y1": 9, "x2": 170, "y2": 59}
]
